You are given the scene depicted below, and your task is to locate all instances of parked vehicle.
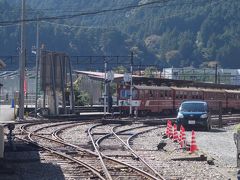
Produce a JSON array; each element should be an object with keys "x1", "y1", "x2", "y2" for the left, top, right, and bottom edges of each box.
[{"x1": 176, "y1": 100, "x2": 211, "y2": 131}]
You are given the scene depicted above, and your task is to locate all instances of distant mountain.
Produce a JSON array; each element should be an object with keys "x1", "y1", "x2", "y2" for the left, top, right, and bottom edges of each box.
[{"x1": 1, "y1": 0, "x2": 240, "y2": 70}]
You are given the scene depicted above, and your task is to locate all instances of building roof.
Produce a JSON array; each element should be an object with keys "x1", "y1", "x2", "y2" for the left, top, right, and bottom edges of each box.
[
  {"x1": 134, "y1": 85, "x2": 171, "y2": 91},
  {"x1": 74, "y1": 70, "x2": 140, "y2": 81}
]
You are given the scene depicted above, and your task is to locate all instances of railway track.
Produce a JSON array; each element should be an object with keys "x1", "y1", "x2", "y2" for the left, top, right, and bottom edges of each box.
[
  {"x1": 14, "y1": 121, "x2": 165, "y2": 179},
  {"x1": 17, "y1": 121, "x2": 105, "y2": 179},
  {"x1": 4, "y1": 115, "x2": 238, "y2": 179}
]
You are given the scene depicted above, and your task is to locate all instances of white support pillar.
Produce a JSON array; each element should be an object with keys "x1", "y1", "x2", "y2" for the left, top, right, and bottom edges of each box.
[{"x1": 47, "y1": 90, "x2": 59, "y2": 115}]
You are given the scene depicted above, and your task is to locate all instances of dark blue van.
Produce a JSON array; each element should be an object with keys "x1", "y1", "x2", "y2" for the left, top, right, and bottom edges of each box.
[{"x1": 176, "y1": 100, "x2": 211, "y2": 131}]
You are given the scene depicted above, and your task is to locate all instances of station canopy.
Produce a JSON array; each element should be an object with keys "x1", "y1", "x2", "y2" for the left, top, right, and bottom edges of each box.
[{"x1": 74, "y1": 71, "x2": 240, "y2": 90}]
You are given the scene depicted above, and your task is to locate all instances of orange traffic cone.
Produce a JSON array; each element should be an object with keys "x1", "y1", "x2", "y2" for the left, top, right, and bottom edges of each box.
[
  {"x1": 165, "y1": 120, "x2": 170, "y2": 136},
  {"x1": 178, "y1": 125, "x2": 183, "y2": 143},
  {"x1": 173, "y1": 124, "x2": 178, "y2": 142},
  {"x1": 168, "y1": 121, "x2": 173, "y2": 138},
  {"x1": 190, "y1": 130, "x2": 198, "y2": 153},
  {"x1": 180, "y1": 126, "x2": 186, "y2": 149}
]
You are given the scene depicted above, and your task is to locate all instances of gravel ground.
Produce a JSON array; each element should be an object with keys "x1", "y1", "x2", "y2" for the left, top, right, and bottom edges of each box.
[
  {"x1": 2, "y1": 121, "x2": 239, "y2": 179},
  {"x1": 192, "y1": 126, "x2": 237, "y2": 167},
  {"x1": 132, "y1": 128, "x2": 227, "y2": 180},
  {"x1": 185, "y1": 125, "x2": 239, "y2": 179}
]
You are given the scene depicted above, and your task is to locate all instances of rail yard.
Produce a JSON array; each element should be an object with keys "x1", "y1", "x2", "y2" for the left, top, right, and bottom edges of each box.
[
  {"x1": 1, "y1": 1, "x2": 240, "y2": 180},
  {"x1": 0, "y1": 114, "x2": 239, "y2": 180}
]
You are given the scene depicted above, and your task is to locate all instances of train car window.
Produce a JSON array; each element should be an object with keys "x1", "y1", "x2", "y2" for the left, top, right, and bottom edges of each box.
[
  {"x1": 167, "y1": 91, "x2": 170, "y2": 98},
  {"x1": 153, "y1": 90, "x2": 157, "y2": 98},
  {"x1": 191, "y1": 92, "x2": 194, "y2": 99},
  {"x1": 210, "y1": 93, "x2": 214, "y2": 99},
  {"x1": 164, "y1": 91, "x2": 168, "y2": 97},
  {"x1": 149, "y1": 90, "x2": 153, "y2": 97},
  {"x1": 120, "y1": 90, "x2": 125, "y2": 98},
  {"x1": 179, "y1": 91, "x2": 183, "y2": 99},
  {"x1": 196, "y1": 92, "x2": 200, "y2": 99},
  {"x1": 168, "y1": 91, "x2": 172, "y2": 99},
  {"x1": 139, "y1": 90, "x2": 144, "y2": 98},
  {"x1": 176, "y1": 91, "x2": 179, "y2": 99},
  {"x1": 160, "y1": 91, "x2": 164, "y2": 97},
  {"x1": 165, "y1": 91, "x2": 168, "y2": 98},
  {"x1": 126, "y1": 90, "x2": 130, "y2": 98},
  {"x1": 183, "y1": 92, "x2": 187, "y2": 99},
  {"x1": 120, "y1": 89, "x2": 130, "y2": 98},
  {"x1": 132, "y1": 90, "x2": 138, "y2": 99}
]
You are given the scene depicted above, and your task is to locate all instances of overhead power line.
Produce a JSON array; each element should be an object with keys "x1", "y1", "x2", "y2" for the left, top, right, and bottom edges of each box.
[
  {"x1": 0, "y1": 0, "x2": 175, "y2": 25},
  {"x1": 38, "y1": 0, "x2": 223, "y2": 30},
  {"x1": 0, "y1": 0, "x2": 223, "y2": 28}
]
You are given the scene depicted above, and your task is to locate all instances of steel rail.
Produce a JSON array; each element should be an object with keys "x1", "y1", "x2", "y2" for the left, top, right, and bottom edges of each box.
[
  {"x1": 112, "y1": 125, "x2": 166, "y2": 180},
  {"x1": 19, "y1": 121, "x2": 107, "y2": 179},
  {"x1": 127, "y1": 126, "x2": 161, "y2": 146},
  {"x1": 95, "y1": 124, "x2": 150, "y2": 149},
  {"x1": 88, "y1": 124, "x2": 113, "y2": 180},
  {"x1": 16, "y1": 135, "x2": 106, "y2": 180},
  {"x1": 19, "y1": 121, "x2": 97, "y2": 155},
  {"x1": 53, "y1": 123, "x2": 162, "y2": 179}
]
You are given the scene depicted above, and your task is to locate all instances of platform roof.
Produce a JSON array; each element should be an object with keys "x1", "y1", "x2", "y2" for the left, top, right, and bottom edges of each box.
[{"x1": 74, "y1": 70, "x2": 240, "y2": 90}]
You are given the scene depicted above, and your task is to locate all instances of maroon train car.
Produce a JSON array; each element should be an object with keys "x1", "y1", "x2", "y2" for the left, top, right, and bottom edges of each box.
[{"x1": 117, "y1": 85, "x2": 240, "y2": 115}]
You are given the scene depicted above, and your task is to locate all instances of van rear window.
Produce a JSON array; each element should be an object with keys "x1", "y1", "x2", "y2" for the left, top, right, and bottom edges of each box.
[{"x1": 180, "y1": 103, "x2": 207, "y2": 112}]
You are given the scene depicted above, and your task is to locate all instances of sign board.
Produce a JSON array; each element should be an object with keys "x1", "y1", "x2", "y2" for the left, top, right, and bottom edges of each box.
[
  {"x1": 107, "y1": 71, "x2": 114, "y2": 81},
  {"x1": 118, "y1": 100, "x2": 141, "y2": 107},
  {"x1": 40, "y1": 51, "x2": 69, "y2": 91},
  {"x1": 124, "y1": 73, "x2": 132, "y2": 82}
]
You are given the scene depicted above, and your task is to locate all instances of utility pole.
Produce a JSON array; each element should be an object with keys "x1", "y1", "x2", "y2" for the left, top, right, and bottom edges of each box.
[
  {"x1": 215, "y1": 64, "x2": 218, "y2": 84},
  {"x1": 19, "y1": 0, "x2": 26, "y2": 120},
  {"x1": 129, "y1": 52, "x2": 133, "y2": 117},
  {"x1": 35, "y1": 17, "x2": 40, "y2": 117},
  {"x1": 104, "y1": 58, "x2": 107, "y2": 117}
]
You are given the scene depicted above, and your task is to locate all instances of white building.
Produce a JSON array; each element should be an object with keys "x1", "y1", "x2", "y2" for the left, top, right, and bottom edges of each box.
[{"x1": 162, "y1": 68, "x2": 240, "y2": 85}]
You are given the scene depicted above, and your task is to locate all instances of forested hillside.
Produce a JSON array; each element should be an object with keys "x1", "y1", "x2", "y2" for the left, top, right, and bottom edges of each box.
[{"x1": 1, "y1": 0, "x2": 240, "y2": 69}]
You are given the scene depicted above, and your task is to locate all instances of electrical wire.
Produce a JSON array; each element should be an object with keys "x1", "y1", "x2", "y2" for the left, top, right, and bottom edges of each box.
[
  {"x1": 0, "y1": 0, "x2": 225, "y2": 26},
  {"x1": 0, "y1": 0, "x2": 173, "y2": 25}
]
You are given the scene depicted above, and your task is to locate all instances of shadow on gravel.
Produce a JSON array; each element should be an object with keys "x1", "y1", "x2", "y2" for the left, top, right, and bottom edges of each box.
[
  {"x1": 208, "y1": 128, "x2": 227, "y2": 133},
  {"x1": 2, "y1": 141, "x2": 65, "y2": 180},
  {"x1": 185, "y1": 127, "x2": 227, "y2": 133}
]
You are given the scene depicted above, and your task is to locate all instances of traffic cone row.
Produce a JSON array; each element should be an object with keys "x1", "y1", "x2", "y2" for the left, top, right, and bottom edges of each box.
[
  {"x1": 178, "y1": 125, "x2": 182, "y2": 143},
  {"x1": 165, "y1": 120, "x2": 170, "y2": 137},
  {"x1": 165, "y1": 120, "x2": 173, "y2": 138},
  {"x1": 190, "y1": 130, "x2": 198, "y2": 153},
  {"x1": 180, "y1": 126, "x2": 186, "y2": 149},
  {"x1": 168, "y1": 122, "x2": 173, "y2": 138},
  {"x1": 173, "y1": 124, "x2": 178, "y2": 142},
  {"x1": 164, "y1": 121, "x2": 198, "y2": 153}
]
